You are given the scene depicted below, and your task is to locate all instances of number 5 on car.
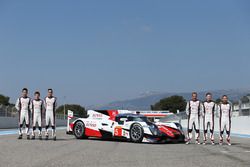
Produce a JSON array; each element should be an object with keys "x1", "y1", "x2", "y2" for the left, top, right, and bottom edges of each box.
[{"x1": 114, "y1": 126, "x2": 122, "y2": 137}]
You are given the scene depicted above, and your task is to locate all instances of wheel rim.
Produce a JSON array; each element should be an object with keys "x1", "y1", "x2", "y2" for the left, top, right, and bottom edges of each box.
[
  {"x1": 131, "y1": 125, "x2": 142, "y2": 140},
  {"x1": 75, "y1": 122, "x2": 84, "y2": 137}
]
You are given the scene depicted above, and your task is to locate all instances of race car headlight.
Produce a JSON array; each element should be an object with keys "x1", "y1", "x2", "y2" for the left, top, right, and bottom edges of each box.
[{"x1": 149, "y1": 125, "x2": 159, "y2": 136}]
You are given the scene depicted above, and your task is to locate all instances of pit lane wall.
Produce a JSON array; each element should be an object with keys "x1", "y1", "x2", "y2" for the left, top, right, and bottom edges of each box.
[
  {"x1": 0, "y1": 117, "x2": 67, "y2": 129},
  {"x1": 181, "y1": 116, "x2": 250, "y2": 136}
]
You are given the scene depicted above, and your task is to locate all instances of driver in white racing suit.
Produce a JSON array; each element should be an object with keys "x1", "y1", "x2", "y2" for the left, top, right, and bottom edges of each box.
[
  {"x1": 186, "y1": 92, "x2": 203, "y2": 145},
  {"x1": 31, "y1": 91, "x2": 44, "y2": 140},
  {"x1": 15, "y1": 88, "x2": 32, "y2": 140},
  {"x1": 44, "y1": 88, "x2": 57, "y2": 141},
  {"x1": 218, "y1": 95, "x2": 232, "y2": 146},
  {"x1": 202, "y1": 93, "x2": 217, "y2": 145}
]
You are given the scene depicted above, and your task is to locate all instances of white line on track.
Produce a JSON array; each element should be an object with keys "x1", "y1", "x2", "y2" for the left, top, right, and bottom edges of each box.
[
  {"x1": 220, "y1": 151, "x2": 229, "y2": 154},
  {"x1": 0, "y1": 127, "x2": 66, "y2": 136}
]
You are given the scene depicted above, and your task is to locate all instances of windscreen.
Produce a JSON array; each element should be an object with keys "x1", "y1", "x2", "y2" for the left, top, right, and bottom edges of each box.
[{"x1": 159, "y1": 114, "x2": 180, "y2": 123}]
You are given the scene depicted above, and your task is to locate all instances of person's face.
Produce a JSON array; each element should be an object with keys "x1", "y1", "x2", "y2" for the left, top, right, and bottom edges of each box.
[
  {"x1": 192, "y1": 93, "x2": 197, "y2": 101},
  {"x1": 22, "y1": 90, "x2": 28, "y2": 97},
  {"x1": 222, "y1": 96, "x2": 228, "y2": 103},
  {"x1": 206, "y1": 94, "x2": 212, "y2": 101},
  {"x1": 48, "y1": 90, "x2": 53, "y2": 97},
  {"x1": 34, "y1": 93, "x2": 40, "y2": 100}
]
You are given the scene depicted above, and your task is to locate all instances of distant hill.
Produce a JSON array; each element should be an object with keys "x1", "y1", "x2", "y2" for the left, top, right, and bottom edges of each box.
[{"x1": 88, "y1": 89, "x2": 250, "y2": 110}]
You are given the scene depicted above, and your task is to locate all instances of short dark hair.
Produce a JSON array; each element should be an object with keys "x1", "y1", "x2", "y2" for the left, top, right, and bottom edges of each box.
[
  {"x1": 22, "y1": 88, "x2": 28, "y2": 92},
  {"x1": 48, "y1": 88, "x2": 53, "y2": 93},
  {"x1": 192, "y1": 92, "x2": 197, "y2": 96},
  {"x1": 222, "y1": 95, "x2": 228, "y2": 98},
  {"x1": 206, "y1": 92, "x2": 212, "y2": 96},
  {"x1": 34, "y1": 91, "x2": 40, "y2": 96}
]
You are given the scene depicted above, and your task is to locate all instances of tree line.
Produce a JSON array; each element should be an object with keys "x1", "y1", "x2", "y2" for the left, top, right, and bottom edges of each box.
[
  {"x1": 0, "y1": 94, "x2": 11, "y2": 106},
  {"x1": 151, "y1": 95, "x2": 226, "y2": 113},
  {"x1": 0, "y1": 93, "x2": 87, "y2": 117},
  {"x1": 1, "y1": 93, "x2": 248, "y2": 115}
]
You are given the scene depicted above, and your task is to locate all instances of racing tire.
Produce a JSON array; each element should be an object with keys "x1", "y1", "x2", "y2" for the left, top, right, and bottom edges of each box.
[
  {"x1": 130, "y1": 123, "x2": 144, "y2": 143},
  {"x1": 179, "y1": 135, "x2": 186, "y2": 143},
  {"x1": 73, "y1": 121, "x2": 87, "y2": 139}
]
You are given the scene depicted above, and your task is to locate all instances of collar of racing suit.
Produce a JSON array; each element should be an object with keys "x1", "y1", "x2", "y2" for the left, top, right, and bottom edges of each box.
[{"x1": 191, "y1": 99, "x2": 199, "y2": 102}]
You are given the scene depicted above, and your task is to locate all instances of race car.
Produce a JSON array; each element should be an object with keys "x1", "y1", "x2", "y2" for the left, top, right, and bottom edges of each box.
[{"x1": 67, "y1": 110, "x2": 185, "y2": 143}]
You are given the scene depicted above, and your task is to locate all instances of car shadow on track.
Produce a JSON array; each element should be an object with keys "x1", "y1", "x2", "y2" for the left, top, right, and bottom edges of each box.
[{"x1": 73, "y1": 137, "x2": 185, "y2": 145}]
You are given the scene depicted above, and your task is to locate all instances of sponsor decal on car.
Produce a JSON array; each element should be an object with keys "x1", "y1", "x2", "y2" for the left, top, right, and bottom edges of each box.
[
  {"x1": 85, "y1": 121, "x2": 97, "y2": 128},
  {"x1": 92, "y1": 113, "x2": 103, "y2": 120}
]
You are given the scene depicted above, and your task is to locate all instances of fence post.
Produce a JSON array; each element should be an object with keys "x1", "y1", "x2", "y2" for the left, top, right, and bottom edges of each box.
[{"x1": 5, "y1": 106, "x2": 8, "y2": 117}]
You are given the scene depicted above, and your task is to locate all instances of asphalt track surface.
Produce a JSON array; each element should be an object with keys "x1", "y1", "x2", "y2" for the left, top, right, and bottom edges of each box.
[{"x1": 0, "y1": 129, "x2": 250, "y2": 167}]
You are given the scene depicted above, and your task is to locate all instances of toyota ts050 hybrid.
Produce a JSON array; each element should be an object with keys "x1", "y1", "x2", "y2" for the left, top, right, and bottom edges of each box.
[{"x1": 66, "y1": 110, "x2": 185, "y2": 143}]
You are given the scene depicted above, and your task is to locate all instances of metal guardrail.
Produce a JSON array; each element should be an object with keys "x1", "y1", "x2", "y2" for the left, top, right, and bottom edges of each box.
[
  {"x1": 176, "y1": 110, "x2": 250, "y2": 120},
  {"x1": 0, "y1": 105, "x2": 66, "y2": 119},
  {"x1": 0, "y1": 105, "x2": 17, "y2": 117},
  {"x1": 176, "y1": 111, "x2": 188, "y2": 120},
  {"x1": 1, "y1": 105, "x2": 249, "y2": 120}
]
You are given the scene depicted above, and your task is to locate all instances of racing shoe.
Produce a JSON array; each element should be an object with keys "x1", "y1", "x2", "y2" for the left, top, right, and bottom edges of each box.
[
  {"x1": 227, "y1": 139, "x2": 231, "y2": 146},
  {"x1": 219, "y1": 140, "x2": 223, "y2": 146},
  {"x1": 195, "y1": 140, "x2": 200, "y2": 145},
  {"x1": 45, "y1": 135, "x2": 49, "y2": 140},
  {"x1": 203, "y1": 140, "x2": 207, "y2": 145},
  {"x1": 18, "y1": 135, "x2": 23, "y2": 140},
  {"x1": 185, "y1": 139, "x2": 191, "y2": 145},
  {"x1": 27, "y1": 135, "x2": 30, "y2": 140},
  {"x1": 53, "y1": 136, "x2": 56, "y2": 141},
  {"x1": 31, "y1": 135, "x2": 35, "y2": 140},
  {"x1": 211, "y1": 140, "x2": 215, "y2": 145}
]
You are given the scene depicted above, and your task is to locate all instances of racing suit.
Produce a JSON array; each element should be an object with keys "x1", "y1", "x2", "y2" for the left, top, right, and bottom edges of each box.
[
  {"x1": 203, "y1": 101, "x2": 216, "y2": 143},
  {"x1": 44, "y1": 96, "x2": 57, "y2": 137},
  {"x1": 218, "y1": 103, "x2": 232, "y2": 143},
  {"x1": 186, "y1": 100, "x2": 203, "y2": 142},
  {"x1": 15, "y1": 97, "x2": 32, "y2": 136},
  {"x1": 31, "y1": 99, "x2": 43, "y2": 137}
]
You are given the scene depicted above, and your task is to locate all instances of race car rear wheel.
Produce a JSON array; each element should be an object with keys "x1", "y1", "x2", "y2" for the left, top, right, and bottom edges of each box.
[
  {"x1": 73, "y1": 121, "x2": 87, "y2": 139},
  {"x1": 130, "y1": 123, "x2": 144, "y2": 143}
]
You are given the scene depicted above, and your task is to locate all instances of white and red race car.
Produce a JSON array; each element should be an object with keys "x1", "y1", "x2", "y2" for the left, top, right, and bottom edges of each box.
[{"x1": 67, "y1": 110, "x2": 185, "y2": 143}]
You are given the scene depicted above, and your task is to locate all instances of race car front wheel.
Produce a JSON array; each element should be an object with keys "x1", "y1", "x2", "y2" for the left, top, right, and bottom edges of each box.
[
  {"x1": 73, "y1": 121, "x2": 87, "y2": 139},
  {"x1": 130, "y1": 123, "x2": 144, "y2": 143}
]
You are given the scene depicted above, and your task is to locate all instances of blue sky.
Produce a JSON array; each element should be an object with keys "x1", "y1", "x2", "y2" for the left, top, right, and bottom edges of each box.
[{"x1": 0, "y1": 0, "x2": 250, "y2": 106}]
